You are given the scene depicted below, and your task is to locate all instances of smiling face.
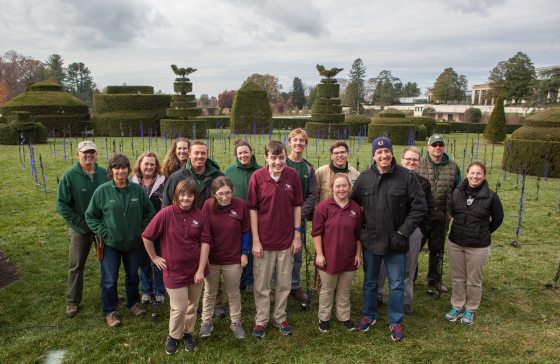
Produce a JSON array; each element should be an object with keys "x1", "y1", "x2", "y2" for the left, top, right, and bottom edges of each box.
[
  {"x1": 373, "y1": 148, "x2": 393, "y2": 173},
  {"x1": 77, "y1": 150, "x2": 97, "y2": 171},
  {"x1": 428, "y1": 142, "x2": 445, "y2": 162},
  {"x1": 331, "y1": 146, "x2": 348, "y2": 168},
  {"x1": 467, "y1": 164, "x2": 485, "y2": 188},
  {"x1": 111, "y1": 166, "x2": 129, "y2": 185},
  {"x1": 236, "y1": 145, "x2": 252, "y2": 166},
  {"x1": 401, "y1": 150, "x2": 420, "y2": 172},
  {"x1": 332, "y1": 175, "x2": 350, "y2": 201},
  {"x1": 140, "y1": 156, "x2": 156, "y2": 178},
  {"x1": 265, "y1": 151, "x2": 287, "y2": 177},
  {"x1": 288, "y1": 133, "x2": 307, "y2": 154},
  {"x1": 215, "y1": 185, "x2": 233, "y2": 206},
  {"x1": 178, "y1": 191, "x2": 195, "y2": 211},
  {"x1": 175, "y1": 141, "x2": 189, "y2": 164},
  {"x1": 189, "y1": 144, "x2": 208, "y2": 171}
]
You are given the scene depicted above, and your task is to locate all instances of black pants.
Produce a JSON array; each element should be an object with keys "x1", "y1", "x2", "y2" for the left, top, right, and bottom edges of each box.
[{"x1": 420, "y1": 217, "x2": 449, "y2": 285}]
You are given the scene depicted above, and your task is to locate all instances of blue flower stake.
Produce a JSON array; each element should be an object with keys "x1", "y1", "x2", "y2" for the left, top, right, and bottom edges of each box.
[
  {"x1": 39, "y1": 153, "x2": 47, "y2": 194},
  {"x1": 512, "y1": 169, "x2": 526, "y2": 247}
]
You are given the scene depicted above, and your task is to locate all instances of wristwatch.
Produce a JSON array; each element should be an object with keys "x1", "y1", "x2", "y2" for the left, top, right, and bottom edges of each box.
[{"x1": 294, "y1": 227, "x2": 303, "y2": 233}]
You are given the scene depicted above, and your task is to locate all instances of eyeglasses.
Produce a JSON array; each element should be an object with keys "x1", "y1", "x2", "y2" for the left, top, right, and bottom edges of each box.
[
  {"x1": 215, "y1": 191, "x2": 232, "y2": 198},
  {"x1": 332, "y1": 151, "x2": 348, "y2": 155},
  {"x1": 402, "y1": 158, "x2": 419, "y2": 163},
  {"x1": 430, "y1": 142, "x2": 445, "y2": 148}
]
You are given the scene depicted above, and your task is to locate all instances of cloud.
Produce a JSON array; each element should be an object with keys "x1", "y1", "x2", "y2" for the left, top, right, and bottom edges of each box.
[{"x1": 430, "y1": 0, "x2": 508, "y2": 14}]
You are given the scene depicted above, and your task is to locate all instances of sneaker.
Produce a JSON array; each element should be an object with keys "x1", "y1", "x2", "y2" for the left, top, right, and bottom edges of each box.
[
  {"x1": 130, "y1": 303, "x2": 146, "y2": 317},
  {"x1": 213, "y1": 305, "x2": 226, "y2": 319},
  {"x1": 183, "y1": 333, "x2": 197, "y2": 351},
  {"x1": 155, "y1": 294, "x2": 165, "y2": 304},
  {"x1": 230, "y1": 322, "x2": 246, "y2": 339},
  {"x1": 199, "y1": 321, "x2": 213, "y2": 338},
  {"x1": 290, "y1": 288, "x2": 308, "y2": 304},
  {"x1": 244, "y1": 283, "x2": 254, "y2": 294},
  {"x1": 356, "y1": 317, "x2": 376, "y2": 332},
  {"x1": 273, "y1": 320, "x2": 293, "y2": 336},
  {"x1": 106, "y1": 311, "x2": 121, "y2": 327},
  {"x1": 318, "y1": 320, "x2": 329, "y2": 333},
  {"x1": 65, "y1": 304, "x2": 79, "y2": 318},
  {"x1": 461, "y1": 311, "x2": 474, "y2": 325},
  {"x1": 340, "y1": 319, "x2": 356, "y2": 331},
  {"x1": 445, "y1": 308, "x2": 463, "y2": 322},
  {"x1": 390, "y1": 324, "x2": 405, "y2": 342},
  {"x1": 253, "y1": 324, "x2": 266, "y2": 339},
  {"x1": 165, "y1": 336, "x2": 178, "y2": 354},
  {"x1": 404, "y1": 304, "x2": 414, "y2": 316},
  {"x1": 141, "y1": 293, "x2": 151, "y2": 304}
]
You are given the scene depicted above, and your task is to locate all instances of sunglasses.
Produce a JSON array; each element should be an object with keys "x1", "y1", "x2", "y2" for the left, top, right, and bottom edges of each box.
[{"x1": 430, "y1": 142, "x2": 445, "y2": 148}]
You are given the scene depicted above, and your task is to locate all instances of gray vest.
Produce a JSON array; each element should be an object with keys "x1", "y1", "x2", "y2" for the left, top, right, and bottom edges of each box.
[{"x1": 418, "y1": 156, "x2": 456, "y2": 222}]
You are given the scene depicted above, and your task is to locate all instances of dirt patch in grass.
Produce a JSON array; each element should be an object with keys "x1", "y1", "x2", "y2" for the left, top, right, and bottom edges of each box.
[{"x1": 0, "y1": 250, "x2": 18, "y2": 288}]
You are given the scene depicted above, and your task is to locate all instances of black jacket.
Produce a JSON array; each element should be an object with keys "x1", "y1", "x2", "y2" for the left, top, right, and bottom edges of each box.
[
  {"x1": 417, "y1": 174, "x2": 435, "y2": 237},
  {"x1": 351, "y1": 159, "x2": 428, "y2": 255}
]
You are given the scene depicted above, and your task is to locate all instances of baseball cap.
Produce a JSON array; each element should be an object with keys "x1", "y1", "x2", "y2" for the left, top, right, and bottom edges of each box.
[
  {"x1": 77, "y1": 141, "x2": 97, "y2": 152},
  {"x1": 428, "y1": 134, "x2": 445, "y2": 146}
]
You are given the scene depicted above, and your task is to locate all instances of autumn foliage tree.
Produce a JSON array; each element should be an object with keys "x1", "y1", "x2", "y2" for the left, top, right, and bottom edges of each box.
[
  {"x1": 0, "y1": 50, "x2": 45, "y2": 100},
  {"x1": 218, "y1": 90, "x2": 235, "y2": 109}
]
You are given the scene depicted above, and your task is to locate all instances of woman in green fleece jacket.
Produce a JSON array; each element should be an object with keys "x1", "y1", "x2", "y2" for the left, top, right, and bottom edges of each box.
[{"x1": 85, "y1": 154, "x2": 155, "y2": 328}]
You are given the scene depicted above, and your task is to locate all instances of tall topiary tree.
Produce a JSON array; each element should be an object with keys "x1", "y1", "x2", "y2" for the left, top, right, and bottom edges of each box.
[
  {"x1": 230, "y1": 80, "x2": 272, "y2": 133},
  {"x1": 484, "y1": 96, "x2": 507, "y2": 143},
  {"x1": 465, "y1": 107, "x2": 482, "y2": 123}
]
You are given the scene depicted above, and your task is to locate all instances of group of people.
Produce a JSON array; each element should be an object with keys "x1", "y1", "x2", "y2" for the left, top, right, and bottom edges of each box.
[{"x1": 56, "y1": 128, "x2": 503, "y2": 353}]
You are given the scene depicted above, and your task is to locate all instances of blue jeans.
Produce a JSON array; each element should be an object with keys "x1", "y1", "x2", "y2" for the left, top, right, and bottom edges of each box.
[
  {"x1": 240, "y1": 253, "x2": 254, "y2": 286},
  {"x1": 100, "y1": 245, "x2": 141, "y2": 314},
  {"x1": 139, "y1": 240, "x2": 165, "y2": 295},
  {"x1": 362, "y1": 249, "x2": 406, "y2": 326}
]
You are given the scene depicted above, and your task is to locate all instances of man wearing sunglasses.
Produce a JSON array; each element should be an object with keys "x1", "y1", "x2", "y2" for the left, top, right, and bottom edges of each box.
[{"x1": 418, "y1": 135, "x2": 461, "y2": 293}]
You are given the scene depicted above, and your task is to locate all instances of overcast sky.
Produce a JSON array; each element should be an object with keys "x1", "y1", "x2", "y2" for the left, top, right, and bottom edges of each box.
[{"x1": 1, "y1": 0, "x2": 559, "y2": 97}]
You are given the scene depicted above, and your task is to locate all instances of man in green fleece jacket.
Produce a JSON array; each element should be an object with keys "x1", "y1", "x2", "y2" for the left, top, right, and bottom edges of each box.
[
  {"x1": 57, "y1": 141, "x2": 108, "y2": 318},
  {"x1": 85, "y1": 154, "x2": 155, "y2": 327}
]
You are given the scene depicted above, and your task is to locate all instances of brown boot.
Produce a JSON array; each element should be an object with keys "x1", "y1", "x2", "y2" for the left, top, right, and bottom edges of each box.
[
  {"x1": 130, "y1": 303, "x2": 146, "y2": 317},
  {"x1": 65, "y1": 304, "x2": 79, "y2": 318},
  {"x1": 106, "y1": 311, "x2": 121, "y2": 327},
  {"x1": 290, "y1": 288, "x2": 308, "y2": 303},
  {"x1": 404, "y1": 304, "x2": 414, "y2": 315}
]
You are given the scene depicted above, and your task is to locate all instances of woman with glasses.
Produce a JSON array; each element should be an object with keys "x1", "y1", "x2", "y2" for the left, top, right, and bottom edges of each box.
[
  {"x1": 444, "y1": 161, "x2": 503, "y2": 325},
  {"x1": 199, "y1": 176, "x2": 251, "y2": 339}
]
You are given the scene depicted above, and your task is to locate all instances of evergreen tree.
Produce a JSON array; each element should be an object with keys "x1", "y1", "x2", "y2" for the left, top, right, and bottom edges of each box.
[
  {"x1": 347, "y1": 58, "x2": 367, "y2": 113},
  {"x1": 484, "y1": 96, "x2": 507, "y2": 143},
  {"x1": 292, "y1": 77, "x2": 306, "y2": 110},
  {"x1": 401, "y1": 81, "x2": 421, "y2": 97},
  {"x1": 372, "y1": 70, "x2": 400, "y2": 107},
  {"x1": 64, "y1": 62, "x2": 96, "y2": 106},
  {"x1": 45, "y1": 54, "x2": 65, "y2": 84},
  {"x1": 488, "y1": 52, "x2": 536, "y2": 103},
  {"x1": 431, "y1": 67, "x2": 467, "y2": 103}
]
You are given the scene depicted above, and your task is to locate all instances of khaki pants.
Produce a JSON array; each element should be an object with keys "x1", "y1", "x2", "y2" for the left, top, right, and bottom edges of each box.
[
  {"x1": 167, "y1": 284, "x2": 203, "y2": 340},
  {"x1": 448, "y1": 241, "x2": 490, "y2": 312},
  {"x1": 318, "y1": 270, "x2": 356, "y2": 322},
  {"x1": 253, "y1": 248, "x2": 293, "y2": 326},
  {"x1": 201, "y1": 264, "x2": 243, "y2": 324},
  {"x1": 66, "y1": 228, "x2": 95, "y2": 306}
]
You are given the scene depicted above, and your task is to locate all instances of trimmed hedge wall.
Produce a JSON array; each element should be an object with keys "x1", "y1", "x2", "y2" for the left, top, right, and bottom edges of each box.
[
  {"x1": 378, "y1": 108, "x2": 406, "y2": 118},
  {"x1": 160, "y1": 119, "x2": 208, "y2": 139},
  {"x1": 305, "y1": 122, "x2": 366, "y2": 139},
  {"x1": 316, "y1": 83, "x2": 340, "y2": 99},
  {"x1": 230, "y1": 81, "x2": 272, "y2": 133},
  {"x1": 170, "y1": 101, "x2": 197, "y2": 109},
  {"x1": 92, "y1": 111, "x2": 165, "y2": 136},
  {"x1": 174, "y1": 82, "x2": 192, "y2": 95},
  {"x1": 416, "y1": 124, "x2": 427, "y2": 141},
  {"x1": 93, "y1": 94, "x2": 171, "y2": 113},
  {"x1": 503, "y1": 138, "x2": 560, "y2": 178},
  {"x1": 165, "y1": 108, "x2": 202, "y2": 118},
  {"x1": 407, "y1": 116, "x2": 436, "y2": 134},
  {"x1": 0, "y1": 112, "x2": 48, "y2": 144},
  {"x1": 272, "y1": 118, "x2": 308, "y2": 130},
  {"x1": 106, "y1": 86, "x2": 154, "y2": 94},
  {"x1": 205, "y1": 116, "x2": 230, "y2": 128},
  {"x1": 312, "y1": 104, "x2": 343, "y2": 114},
  {"x1": 368, "y1": 123, "x2": 415, "y2": 145},
  {"x1": 445, "y1": 123, "x2": 522, "y2": 134},
  {"x1": 434, "y1": 123, "x2": 451, "y2": 134},
  {"x1": 310, "y1": 113, "x2": 345, "y2": 123}
]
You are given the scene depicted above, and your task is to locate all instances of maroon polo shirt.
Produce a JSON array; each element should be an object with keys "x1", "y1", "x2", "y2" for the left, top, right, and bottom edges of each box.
[
  {"x1": 247, "y1": 166, "x2": 304, "y2": 251},
  {"x1": 202, "y1": 197, "x2": 250, "y2": 265},
  {"x1": 312, "y1": 197, "x2": 363, "y2": 275},
  {"x1": 142, "y1": 204, "x2": 210, "y2": 288}
]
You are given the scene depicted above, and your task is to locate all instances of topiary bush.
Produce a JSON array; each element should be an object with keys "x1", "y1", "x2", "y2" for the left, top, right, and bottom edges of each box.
[
  {"x1": 415, "y1": 124, "x2": 427, "y2": 141},
  {"x1": 106, "y1": 86, "x2": 154, "y2": 94},
  {"x1": 272, "y1": 118, "x2": 308, "y2": 130},
  {"x1": 160, "y1": 118, "x2": 208, "y2": 139},
  {"x1": 378, "y1": 108, "x2": 406, "y2": 118},
  {"x1": 465, "y1": 107, "x2": 482, "y2": 123},
  {"x1": 484, "y1": 97, "x2": 507, "y2": 143},
  {"x1": 306, "y1": 121, "x2": 366, "y2": 139},
  {"x1": 93, "y1": 94, "x2": 171, "y2": 113},
  {"x1": 368, "y1": 123, "x2": 415, "y2": 145},
  {"x1": 345, "y1": 114, "x2": 371, "y2": 124},
  {"x1": 434, "y1": 122, "x2": 450, "y2": 134},
  {"x1": 407, "y1": 116, "x2": 436, "y2": 135},
  {"x1": 205, "y1": 116, "x2": 231, "y2": 129},
  {"x1": 230, "y1": 81, "x2": 272, "y2": 133},
  {"x1": 0, "y1": 111, "x2": 48, "y2": 144}
]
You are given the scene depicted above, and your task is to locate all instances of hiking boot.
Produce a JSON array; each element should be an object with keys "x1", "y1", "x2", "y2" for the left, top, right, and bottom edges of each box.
[
  {"x1": 183, "y1": 333, "x2": 197, "y2": 351},
  {"x1": 213, "y1": 305, "x2": 226, "y2": 319},
  {"x1": 356, "y1": 317, "x2": 376, "y2": 332},
  {"x1": 199, "y1": 321, "x2": 213, "y2": 338},
  {"x1": 106, "y1": 311, "x2": 121, "y2": 327},
  {"x1": 404, "y1": 304, "x2": 414, "y2": 316},
  {"x1": 318, "y1": 320, "x2": 330, "y2": 333},
  {"x1": 445, "y1": 308, "x2": 463, "y2": 322},
  {"x1": 244, "y1": 283, "x2": 254, "y2": 294},
  {"x1": 340, "y1": 319, "x2": 356, "y2": 331},
  {"x1": 155, "y1": 294, "x2": 165, "y2": 304},
  {"x1": 165, "y1": 336, "x2": 178, "y2": 354},
  {"x1": 290, "y1": 288, "x2": 308, "y2": 303},
  {"x1": 253, "y1": 324, "x2": 266, "y2": 339},
  {"x1": 230, "y1": 322, "x2": 246, "y2": 339},
  {"x1": 461, "y1": 311, "x2": 474, "y2": 325},
  {"x1": 65, "y1": 304, "x2": 79, "y2": 318},
  {"x1": 428, "y1": 281, "x2": 448, "y2": 293},
  {"x1": 273, "y1": 320, "x2": 293, "y2": 336},
  {"x1": 130, "y1": 303, "x2": 146, "y2": 317},
  {"x1": 141, "y1": 293, "x2": 151, "y2": 304},
  {"x1": 390, "y1": 324, "x2": 405, "y2": 342}
]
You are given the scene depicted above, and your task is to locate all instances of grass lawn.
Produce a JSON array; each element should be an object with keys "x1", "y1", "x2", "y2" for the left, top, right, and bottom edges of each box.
[{"x1": 0, "y1": 131, "x2": 559, "y2": 363}]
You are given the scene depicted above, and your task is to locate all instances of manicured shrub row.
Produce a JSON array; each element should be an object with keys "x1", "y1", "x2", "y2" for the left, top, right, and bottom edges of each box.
[
  {"x1": 315, "y1": 83, "x2": 340, "y2": 99},
  {"x1": 378, "y1": 108, "x2": 406, "y2": 118},
  {"x1": 160, "y1": 119, "x2": 208, "y2": 139},
  {"x1": 33, "y1": 115, "x2": 91, "y2": 134},
  {"x1": 170, "y1": 101, "x2": 197, "y2": 109},
  {"x1": 29, "y1": 80, "x2": 63, "y2": 92},
  {"x1": 172, "y1": 95, "x2": 196, "y2": 102},
  {"x1": 345, "y1": 114, "x2": 371, "y2": 124},
  {"x1": 165, "y1": 108, "x2": 202, "y2": 118},
  {"x1": 502, "y1": 138, "x2": 560, "y2": 178},
  {"x1": 205, "y1": 116, "x2": 230, "y2": 128},
  {"x1": 0, "y1": 112, "x2": 48, "y2": 144},
  {"x1": 272, "y1": 118, "x2": 308, "y2": 130},
  {"x1": 230, "y1": 81, "x2": 272, "y2": 134},
  {"x1": 407, "y1": 116, "x2": 436, "y2": 134},
  {"x1": 311, "y1": 113, "x2": 345, "y2": 123},
  {"x1": 445, "y1": 123, "x2": 522, "y2": 134},
  {"x1": 434, "y1": 123, "x2": 451, "y2": 134},
  {"x1": 305, "y1": 122, "x2": 367, "y2": 138},
  {"x1": 416, "y1": 124, "x2": 427, "y2": 141},
  {"x1": 93, "y1": 94, "x2": 171, "y2": 113},
  {"x1": 372, "y1": 116, "x2": 413, "y2": 125},
  {"x1": 106, "y1": 86, "x2": 154, "y2": 94},
  {"x1": 524, "y1": 107, "x2": 560, "y2": 127},
  {"x1": 92, "y1": 111, "x2": 165, "y2": 136},
  {"x1": 312, "y1": 104, "x2": 343, "y2": 114},
  {"x1": 316, "y1": 98, "x2": 341, "y2": 106},
  {"x1": 368, "y1": 123, "x2": 414, "y2": 145}
]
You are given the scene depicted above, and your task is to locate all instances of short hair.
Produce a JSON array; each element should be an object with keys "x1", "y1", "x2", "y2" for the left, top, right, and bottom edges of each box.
[
  {"x1": 329, "y1": 141, "x2": 349, "y2": 154},
  {"x1": 173, "y1": 179, "x2": 199, "y2": 205},
  {"x1": 288, "y1": 128, "x2": 308, "y2": 144},
  {"x1": 264, "y1": 140, "x2": 286, "y2": 156},
  {"x1": 162, "y1": 138, "x2": 190, "y2": 177},
  {"x1": 467, "y1": 161, "x2": 487, "y2": 175},
  {"x1": 189, "y1": 140, "x2": 207, "y2": 152},
  {"x1": 401, "y1": 146, "x2": 420, "y2": 159},
  {"x1": 233, "y1": 140, "x2": 253, "y2": 156},
  {"x1": 210, "y1": 176, "x2": 234, "y2": 211},
  {"x1": 133, "y1": 152, "x2": 162, "y2": 177},
  {"x1": 330, "y1": 172, "x2": 351, "y2": 190},
  {"x1": 107, "y1": 154, "x2": 131, "y2": 178}
]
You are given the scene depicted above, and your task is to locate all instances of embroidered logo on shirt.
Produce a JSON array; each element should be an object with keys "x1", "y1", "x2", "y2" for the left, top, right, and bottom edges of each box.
[
  {"x1": 231, "y1": 210, "x2": 237, "y2": 215},
  {"x1": 350, "y1": 210, "x2": 357, "y2": 217},
  {"x1": 82, "y1": 188, "x2": 87, "y2": 192},
  {"x1": 131, "y1": 198, "x2": 139, "y2": 202},
  {"x1": 109, "y1": 200, "x2": 116, "y2": 203},
  {"x1": 285, "y1": 183, "x2": 292, "y2": 191},
  {"x1": 191, "y1": 219, "x2": 200, "y2": 228}
]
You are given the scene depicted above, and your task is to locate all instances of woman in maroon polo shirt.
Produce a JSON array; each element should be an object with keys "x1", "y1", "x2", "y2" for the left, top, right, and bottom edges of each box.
[
  {"x1": 312, "y1": 173, "x2": 363, "y2": 333},
  {"x1": 142, "y1": 179, "x2": 210, "y2": 355}
]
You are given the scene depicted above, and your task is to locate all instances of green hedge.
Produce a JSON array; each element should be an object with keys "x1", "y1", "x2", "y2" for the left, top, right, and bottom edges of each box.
[
  {"x1": 160, "y1": 119, "x2": 208, "y2": 139},
  {"x1": 407, "y1": 116, "x2": 436, "y2": 134},
  {"x1": 230, "y1": 81, "x2": 272, "y2": 133},
  {"x1": 305, "y1": 122, "x2": 365, "y2": 139},
  {"x1": 92, "y1": 111, "x2": 165, "y2": 136},
  {"x1": 314, "y1": 98, "x2": 341, "y2": 106},
  {"x1": 165, "y1": 108, "x2": 202, "y2": 118},
  {"x1": 205, "y1": 116, "x2": 230, "y2": 129},
  {"x1": 0, "y1": 121, "x2": 48, "y2": 144},
  {"x1": 32, "y1": 115, "x2": 91, "y2": 134},
  {"x1": 372, "y1": 116, "x2": 414, "y2": 125},
  {"x1": 170, "y1": 101, "x2": 197, "y2": 109},
  {"x1": 315, "y1": 83, "x2": 340, "y2": 99},
  {"x1": 524, "y1": 107, "x2": 560, "y2": 127},
  {"x1": 444, "y1": 123, "x2": 522, "y2": 134},
  {"x1": 368, "y1": 123, "x2": 415, "y2": 145},
  {"x1": 512, "y1": 126, "x2": 560, "y2": 142},
  {"x1": 272, "y1": 118, "x2": 308, "y2": 130},
  {"x1": 503, "y1": 138, "x2": 560, "y2": 178},
  {"x1": 311, "y1": 104, "x2": 343, "y2": 114},
  {"x1": 465, "y1": 107, "x2": 482, "y2": 123},
  {"x1": 106, "y1": 86, "x2": 154, "y2": 94},
  {"x1": 173, "y1": 81, "x2": 193, "y2": 94},
  {"x1": 345, "y1": 114, "x2": 371, "y2": 124},
  {"x1": 310, "y1": 113, "x2": 345, "y2": 123},
  {"x1": 29, "y1": 80, "x2": 63, "y2": 92},
  {"x1": 434, "y1": 123, "x2": 451, "y2": 134},
  {"x1": 416, "y1": 124, "x2": 427, "y2": 141},
  {"x1": 93, "y1": 94, "x2": 171, "y2": 113},
  {"x1": 378, "y1": 108, "x2": 406, "y2": 118},
  {"x1": 172, "y1": 95, "x2": 196, "y2": 102}
]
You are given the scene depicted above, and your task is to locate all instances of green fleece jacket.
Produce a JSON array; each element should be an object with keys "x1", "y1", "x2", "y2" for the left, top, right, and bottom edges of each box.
[
  {"x1": 85, "y1": 180, "x2": 155, "y2": 251},
  {"x1": 56, "y1": 162, "x2": 108, "y2": 234},
  {"x1": 224, "y1": 156, "x2": 261, "y2": 200}
]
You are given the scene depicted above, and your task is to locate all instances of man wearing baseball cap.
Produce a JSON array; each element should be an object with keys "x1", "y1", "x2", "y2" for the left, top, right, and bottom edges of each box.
[
  {"x1": 418, "y1": 134, "x2": 461, "y2": 293},
  {"x1": 57, "y1": 141, "x2": 108, "y2": 317},
  {"x1": 351, "y1": 136, "x2": 427, "y2": 342}
]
